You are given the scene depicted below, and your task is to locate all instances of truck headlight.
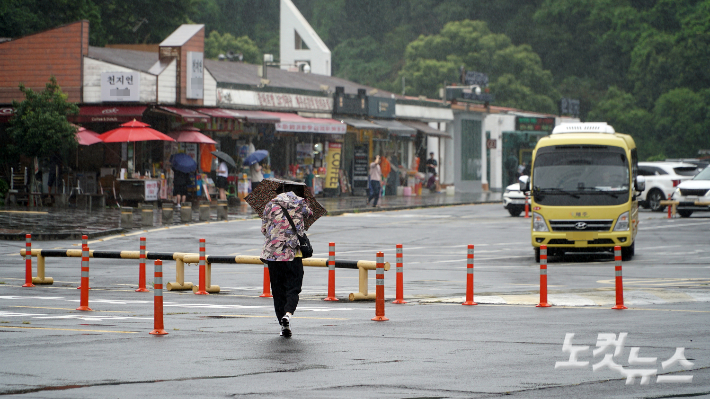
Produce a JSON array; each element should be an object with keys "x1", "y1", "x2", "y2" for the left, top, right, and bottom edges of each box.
[
  {"x1": 532, "y1": 212, "x2": 549, "y2": 232},
  {"x1": 613, "y1": 211, "x2": 630, "y2": 231}
]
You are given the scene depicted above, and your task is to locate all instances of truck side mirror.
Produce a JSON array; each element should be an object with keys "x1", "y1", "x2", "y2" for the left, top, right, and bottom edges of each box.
[
  {"x1": 634, "y1": 175, "x2": 645, "y2": 192},
  {"x1": 519, "y1": 175, "x2": 530, "y2": 192}
]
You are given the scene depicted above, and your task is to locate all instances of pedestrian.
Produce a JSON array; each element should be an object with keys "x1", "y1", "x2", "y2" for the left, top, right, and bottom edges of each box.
[
  {"x1": 260, "y1": 186, "x2": 313, "y2": 337},
  {"x1": 215, "y1": 160, "x2": 228, "y2": 200},
  {"x1": 250, "y1": 162, "x2": 263, "y2": 192},
  {"x1": 367, "y1": 155, "x2": 383, "y2": 207},
  {"x1": 172, "y1": 169, "x2": 189, "y2": 209}
]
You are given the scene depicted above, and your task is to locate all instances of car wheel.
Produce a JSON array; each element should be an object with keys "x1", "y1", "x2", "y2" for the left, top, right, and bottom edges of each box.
[
  {"x1": 647, "y1": 189, "x2": 666, "y2": 212},
  {"x1": 678, "y1": 210, "x2": 693, "y2": 218},
  {"x1": 621, "y1": 242, "x2": 635, "y2": 261},
  {"x1": 508, "y1": 208, "x2": 522, "y2": 217},
  {"x1": 534, "y1": 247, "x2": 540, "y2": 263}
]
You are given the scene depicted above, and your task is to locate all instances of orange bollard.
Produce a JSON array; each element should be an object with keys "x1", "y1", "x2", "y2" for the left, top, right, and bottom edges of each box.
[
  {"x1": 462, "y1": 244, "x2": 477, "y2": 305},
  {"x1": 22, "y1": 234, "x2": 35, "y2": 287},
  {"x1": 77, "y1": 235, "x2": 90, "y2": 290},
  {"x1": 195, "y1": 238, "x2": 208, "y2": 295},
  {"x1": 667, "y1": 194, "x2": 672, "y2": 219},
  {"x1": 611, "y1": 246, "x2": 627, "y2": 310},
  {"x1": 259, "y1": 263, "x2": 272, "y2": 297},
  {"x1": 76, "y1": 243, "x2": 92, "y2": 311},
  {"x1": 149, "y1": 259, "x2": 168, "y2": 335},
  {"x1": 525, "y1": 195, "x2": 530, "y2": 218},
  {"x1": 392, "y1": 244, "x2": 406, "y2": 304},
  {"x1": 136, "y1": 237, "x2": 149, "y2": 292},
  {"x1": 371, "y1": 251, "x2": 388, "y2": 321},
  {"x1": 536, "y1": 245, "x2": 551, "y2": 307},
  {"x1": 323, "y1": 242, "x2": 338, "y2": 301}
]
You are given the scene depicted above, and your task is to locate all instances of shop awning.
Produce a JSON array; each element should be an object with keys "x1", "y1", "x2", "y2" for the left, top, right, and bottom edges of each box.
[
  {"x1": 265, "y1": 112, "x2": 346, "y2": 134},
  {"x1": 370, "y1": 119, "x2": 417, "y2": 138},
  {"x1": 155, "y1": 106, "x2": 210, "y2": 123},
  {"x1": 69, "y1": 105, "x2": 147, "y2": 123},
  {"x1": 219, "y1": 109, "x2": 280, "y2": 124},
  {"x1": 399, "y1": 120, "x2": 451, "y2": 138},
  {"x1": 196, "y1": 108, "x2": 238, "y2": 119},
  {"x1": 341, "y1": 118, "x2": 386, "y2": 130}
]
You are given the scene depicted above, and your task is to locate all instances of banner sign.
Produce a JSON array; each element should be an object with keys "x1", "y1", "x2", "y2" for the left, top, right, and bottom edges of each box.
[{"x1": 325, "y1": 142, "x2": 342, "y2": 189}]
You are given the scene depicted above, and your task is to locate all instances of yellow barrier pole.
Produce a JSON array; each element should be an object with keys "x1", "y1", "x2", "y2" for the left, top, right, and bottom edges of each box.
[
  {"x1": 33, "y1": 253, "x2": 53, "y2": 284},
  {"x1": 167, "y1": 253, "x2": 194, "y2": 291},
  {"x1": 349, "y1": 260, "x2": 390, "y2": 301}
]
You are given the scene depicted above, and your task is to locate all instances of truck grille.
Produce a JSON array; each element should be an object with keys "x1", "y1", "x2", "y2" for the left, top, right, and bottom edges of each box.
[
  {"x1": 680, "y1": 188, "x2": 709, "y2": 196},
  {"x1": 549, "y1": 220, "x2": 613, "y2": 232}
]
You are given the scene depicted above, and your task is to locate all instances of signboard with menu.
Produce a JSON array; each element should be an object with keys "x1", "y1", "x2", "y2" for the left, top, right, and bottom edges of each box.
[
  {"x1": 186, "y1": 52, "x2": 204, "y2": 99},
  {"x1": 352, "y1": 145, "x2": 369, "y2": 195},
  {"x1": 515, "y1": 117, "x2": 555, "y2": 133}
]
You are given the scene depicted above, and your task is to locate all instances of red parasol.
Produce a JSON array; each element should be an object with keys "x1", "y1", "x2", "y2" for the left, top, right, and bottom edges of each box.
[
  {"x1": 168, "y1": 126, "x2": 216, "y2": 144},
  {"x1": 75, "y1": 127, "x2": 103, "y2": 146},
  {"x1": 98, "y1": 119, "x2": 175, "y2": 143}
]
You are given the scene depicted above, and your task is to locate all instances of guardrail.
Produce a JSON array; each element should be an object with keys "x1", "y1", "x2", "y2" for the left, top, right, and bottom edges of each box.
[{"x1": 20, "y1": 247, "x2": 390, "y2": 301}]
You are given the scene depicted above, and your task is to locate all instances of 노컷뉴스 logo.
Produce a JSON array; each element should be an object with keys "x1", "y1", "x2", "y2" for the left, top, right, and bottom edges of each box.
[{"x1": 555, "y1": 333, "x2": 694, "y2": 385}]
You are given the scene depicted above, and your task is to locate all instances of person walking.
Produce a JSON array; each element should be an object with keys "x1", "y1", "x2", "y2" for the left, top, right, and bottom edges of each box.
[
  {"x1": 250, "y1": 162, "x2": 263, "y2": 192},
  {"x1": 260, "y1": 187, "x2": 313, "y2": 337},
  {"x1": 367, "y1": 155, "x2": 383, "y2": 207},
  {"x1": 172, "y1": 169, "x2": 189, "y2": 209},
  {"x1": 215, "y1": 160, "x2": 228, "y2": 200}
]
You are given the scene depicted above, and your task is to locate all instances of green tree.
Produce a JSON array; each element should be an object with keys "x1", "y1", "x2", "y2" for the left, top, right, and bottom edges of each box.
[
  {"x1": 204, "y1": 30, "x2": 260, "y2": 63},
  {"x1": 399, "y1": 20, "x2": 559, "y2": 113},
  {"x1": 7, "y1": 77, "x2": 79, "y2": 164}
]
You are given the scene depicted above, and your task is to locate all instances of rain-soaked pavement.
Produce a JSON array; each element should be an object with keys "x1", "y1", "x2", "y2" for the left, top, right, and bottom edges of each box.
[{"x1": 0, "y1": 191, "x2": 502, "y2": 240}]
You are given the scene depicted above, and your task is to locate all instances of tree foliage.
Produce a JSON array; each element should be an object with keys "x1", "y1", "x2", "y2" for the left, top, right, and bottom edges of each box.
[
  {"x1": 7, "y1": 77, "x2": 79, "y2": 163},
  {"x1": 204, "y1": 30, "x2": 260, "y2": 63}
]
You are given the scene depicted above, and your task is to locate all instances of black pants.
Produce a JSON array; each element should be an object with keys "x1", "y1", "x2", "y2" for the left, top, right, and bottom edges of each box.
[
  {"x1": 268, "y1": 258, "x2": 304, "y2": 324},
  {"x1": 368, "y1": 180, "x2": 381, "y2": 206}
]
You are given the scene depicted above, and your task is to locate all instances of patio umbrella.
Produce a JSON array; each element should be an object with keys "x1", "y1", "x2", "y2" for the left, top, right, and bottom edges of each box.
[
  {"x1": 75, "y1": 127, "x2": 103, "y2": 146},
  {"x1": 169, "y1": 153, "x2": 197, "y2": 173},
  {"x1": 211, "y1": 150, "x2": 237, "y2": 168},
  {"x1": 243, "y1": 149, "x2": 269, "y2": 166},
  {"x1": 168, "y1": 126, "x2": 217, "y2": 144},
  {"x1": 97, "y1": 119, "x2": 175, "y2": 143},
  {"x1": 245, "y1": 178, "x2": 327, "y2": 230}
]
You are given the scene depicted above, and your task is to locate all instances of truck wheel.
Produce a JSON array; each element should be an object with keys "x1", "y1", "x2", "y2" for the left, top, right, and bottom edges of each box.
[
  {"x1": 647, "y1": 189, "x2": 666, "y2": 212},
  {"x1": 508, "y1": 208, "x2": 522, "y2": 217},
  {"x1": 621, "y1": 242, "x2": 635, "y2": 261},
  {"x1": 534, "y1": 247, "x2": 540, "y2": 263},
  {"x1": 678, "y1": 210, "x2": 693, "y2": 218}
]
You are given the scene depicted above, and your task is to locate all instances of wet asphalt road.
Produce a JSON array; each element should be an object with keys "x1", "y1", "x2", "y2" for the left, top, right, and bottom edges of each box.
[{"x1": 0, "y1": 204, "x2": 708, "y2": 398}]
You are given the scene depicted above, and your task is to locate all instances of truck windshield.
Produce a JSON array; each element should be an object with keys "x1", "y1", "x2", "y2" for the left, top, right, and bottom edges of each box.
[{"x1": 532, "y1": 145, "x2": 630, "y2": 206}]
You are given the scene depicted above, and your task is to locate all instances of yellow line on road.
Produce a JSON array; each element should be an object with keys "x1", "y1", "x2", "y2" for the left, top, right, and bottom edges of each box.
[
  {"x1": 0, "y1": 326, "x2": 138, "y2": 333},
  {"x1": 0, "y1": 210, "x2": 48, "y2": 214}
]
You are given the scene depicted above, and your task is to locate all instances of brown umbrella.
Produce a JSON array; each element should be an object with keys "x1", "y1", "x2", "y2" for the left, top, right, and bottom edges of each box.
[
  {"x1": 168, "y1": 126, "x2": 217, "y2": 144},
  {"x1": 245, "y1": 177, "x2": 327, "y2": 230}
]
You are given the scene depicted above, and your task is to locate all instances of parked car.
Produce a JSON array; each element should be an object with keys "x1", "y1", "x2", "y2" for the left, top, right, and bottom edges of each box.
[
  {"x1": 503, "y1": 180, "x2": 527, "y2": 217},
  {"x1": 637, "y1": 162, "x2": 698, "y2": 211},
  {"x1": 672, "y1": 165, "x2": 710, "y2": 217}
]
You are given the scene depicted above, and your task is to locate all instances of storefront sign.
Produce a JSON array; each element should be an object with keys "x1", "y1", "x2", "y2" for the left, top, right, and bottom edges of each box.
[
  {"x1": 216, "y1": 87, "x2": 333, "y2": 113},
  {"x1": 515, "y1": 117, "x2": 555, "y2": 133},
  {"x1": 186, "y1": 52, "x2": 204, "y2": 99},
  {"x1": 334, "y1": 93, "x2": 367, "y2": 115},
  {"x1": 144, "y1": 180, "x2": 159, "y2": 201},
  {"x1": 352, "y1": 145, "x2": 369, "y2": 193},
  {"x1": 101, "y1": 72, "x2": 140, "y2": 102},
  {"x1": 368, "y1": 97, "x2": 395, "y2": 119},
  {"x1": 325, "y1": 142, "x2": 342, "y2": 189}
]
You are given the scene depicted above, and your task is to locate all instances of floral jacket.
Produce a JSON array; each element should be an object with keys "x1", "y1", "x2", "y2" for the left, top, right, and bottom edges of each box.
[{"x1": 260, "y1": 192, "x2": 313, "y2": 262}]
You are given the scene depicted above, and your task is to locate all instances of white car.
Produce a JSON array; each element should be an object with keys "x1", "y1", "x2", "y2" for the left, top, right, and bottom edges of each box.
[
  {"x1": 637, "y1": 162, "x2": 698, "y2": 211},
  {"x1": 503, "y1": 181, "x2": 527, "y2": 217},
  {"x1": 672, "y1": 165, "x2": 710, "y2": 217}
]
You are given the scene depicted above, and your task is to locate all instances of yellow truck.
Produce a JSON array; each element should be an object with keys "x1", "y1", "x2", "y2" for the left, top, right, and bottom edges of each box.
[{"x1": 520, "y1": 123, "x2": 645, "y2": 262}]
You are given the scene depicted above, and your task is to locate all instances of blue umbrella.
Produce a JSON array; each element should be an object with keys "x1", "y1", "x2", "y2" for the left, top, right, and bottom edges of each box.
[
  {"x1": 243, "y1": 150, "x2": 269, "y2": 166},
  {"x1": 170, "y1": 153, "x2": 197, "y2": 173}
]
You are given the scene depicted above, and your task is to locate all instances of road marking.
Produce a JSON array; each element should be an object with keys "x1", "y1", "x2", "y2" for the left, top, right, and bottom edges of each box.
[
  {"x1": 219, "y1": 315, "x2": 349, "y2": 320},
  {"x1": 11, "y1": 306, "x2": 131, "y2": 313},
  {"x1": 0, "y1": 326, "x2": 138, "y2": 333},
  {"x1": 0, "y1": 210, "x2": 48, "y2": 214}
]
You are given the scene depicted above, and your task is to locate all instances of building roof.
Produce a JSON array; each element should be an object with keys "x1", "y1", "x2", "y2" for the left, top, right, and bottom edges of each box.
[
  {"x1": 160, "y1": 24, "x2": 204, "y2": 47},
  {"x1": 88, "y1": 46, "x2": 159, "y2": 74}
]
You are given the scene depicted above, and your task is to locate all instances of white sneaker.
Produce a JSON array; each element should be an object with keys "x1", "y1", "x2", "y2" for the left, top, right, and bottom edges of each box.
[
  {"x1": 281, "y1": 314, "x2": 291, "y2": 337},
  {"x1": 176, "y1": 204, "x2": 181, "y2": 209}
]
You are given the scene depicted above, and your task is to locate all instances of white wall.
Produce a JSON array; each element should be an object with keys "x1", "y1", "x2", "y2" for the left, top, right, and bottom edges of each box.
[
  {"x1": 83, "y1": 57, "x2": 156, "y2": 103},
  {"x1": 157, "y1": 59, "x2": 176, "y2": 105},
  {"x1": 203, "y1": 68, "x2": 217, "y2": 106},
  {"x1": 279, "y1": 0, "x2": 331, "y2": 76},
  {"x1": 483, "y1": 114, "x2": 516, "y2": 192}
]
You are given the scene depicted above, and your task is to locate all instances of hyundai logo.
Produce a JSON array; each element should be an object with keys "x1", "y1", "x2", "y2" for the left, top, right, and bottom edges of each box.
[{"x1": 575, "y1": 222, "x2": 588, "y2": 230}]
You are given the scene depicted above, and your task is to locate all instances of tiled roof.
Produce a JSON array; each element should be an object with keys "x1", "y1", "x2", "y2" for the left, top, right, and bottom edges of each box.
[{"x1": 87, "y1": 46, "x2": 159, "y2": 74}]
